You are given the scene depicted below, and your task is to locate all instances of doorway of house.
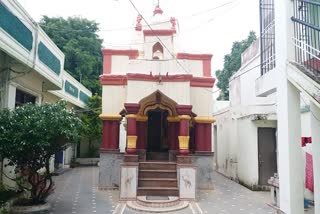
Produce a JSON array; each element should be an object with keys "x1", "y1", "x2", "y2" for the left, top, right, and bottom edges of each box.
[
  {"x1": 146, "y1": 108, "x2": 169, "y2": 160},
  {"x1": 258, "y1": 127, "x2": 277, "y2": 186}
]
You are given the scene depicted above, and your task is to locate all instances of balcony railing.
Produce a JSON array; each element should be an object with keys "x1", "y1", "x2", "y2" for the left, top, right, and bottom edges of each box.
[
  {"x1": 292, "y1": 0, "x2": 320, "y2": 83},
  {"x1": 260, "y1": 0, "x2": 276, "y2": 75}
]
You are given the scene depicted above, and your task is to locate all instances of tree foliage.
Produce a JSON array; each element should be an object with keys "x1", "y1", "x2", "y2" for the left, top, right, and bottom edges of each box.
[
  {"x1": 216, "y1": 31, "x2": 257, "y2": 100},
  {"x1": 0, "y1": 102, "x2": 81, "y2": 204},
  {"x1": 39, "y1": 16, "x2": 103, "y2": 95},
  {"x1": 80, "y1": 94, "x2": 102, "y2": 157}
]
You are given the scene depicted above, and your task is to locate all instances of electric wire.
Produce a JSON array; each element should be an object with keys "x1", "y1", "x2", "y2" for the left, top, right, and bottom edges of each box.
[{"x1": 127, "y1": 0, "x2": 217, "y2": 95}]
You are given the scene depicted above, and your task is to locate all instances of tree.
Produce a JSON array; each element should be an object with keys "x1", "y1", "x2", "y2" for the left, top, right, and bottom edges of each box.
[
  {"x1": 216, "y1": 31, "x2": 257, "y2": 100},
  {"x1": 80, "y1": 94, "x2": 102, "y2": 157},
  {"x1": 0, "y1": 101, "x2": 81, "y2": 205},
  {"x1": 39, "y1": 16, "x2": 103, "y2": 95}
]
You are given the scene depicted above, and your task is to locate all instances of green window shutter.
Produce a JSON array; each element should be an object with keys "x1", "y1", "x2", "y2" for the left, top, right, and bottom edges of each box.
[
  {"x1": 65, "y1": 80, "x2": 79, "y2": 98},
  {"x1": 0, "y1": 3, "x2": 33, "y2": 51},
  {"x1": 80, "y1": 91, "x2": 89, "y2": 104},
  {"x1": 38, "y1": 42, "x2": 61, "y2": 75}
]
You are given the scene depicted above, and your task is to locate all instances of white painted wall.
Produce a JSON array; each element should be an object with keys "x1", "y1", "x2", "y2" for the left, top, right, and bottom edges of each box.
[
  {"x1": 229, "y1": 46, "x2": 275, "y2": 107},
  {"x1": 102, "y1": 85, "x2": 127, "y2": 114},
  {"x1": 191, "y1": 87, "x2": 212, "y2": 116},
  {"x1": 125, "y1": 59, "x2": 203, "y2": 76},
  {"x1": 111, "y1": 55, "x2": 129, "y2": 74},
  {"x1": 144, "y1": 36, "x2": 174, "y2": 60},
  {"x1": 214, "y1": 105, "x2": 277, "y2": 188},
  {"x1": 126, "y1": 80, "x2": 190, "y2": 105}
]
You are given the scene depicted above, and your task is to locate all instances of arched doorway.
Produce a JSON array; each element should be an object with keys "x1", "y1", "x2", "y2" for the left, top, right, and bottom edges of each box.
[
  {"x1": 147, "y1": 108, "x2": 168, "y2": 152},
  {"x1": 138, "y1": 91, "x2": 177, "y2": 160}
]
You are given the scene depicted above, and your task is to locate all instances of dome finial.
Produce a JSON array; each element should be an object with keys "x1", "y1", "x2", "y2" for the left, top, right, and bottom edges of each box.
[{"x1": 153, "y1": 0, "x2": 163, "y2": 16}]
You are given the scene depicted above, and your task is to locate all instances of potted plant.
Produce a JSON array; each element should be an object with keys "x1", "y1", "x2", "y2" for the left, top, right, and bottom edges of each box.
[{"x1": 0, "y1": 101, "x2": 81, "y2": 213}]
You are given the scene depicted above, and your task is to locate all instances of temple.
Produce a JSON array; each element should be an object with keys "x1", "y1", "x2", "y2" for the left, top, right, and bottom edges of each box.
[{"x1": 99, "y1": 4, "x2": 215, "y2": 200}]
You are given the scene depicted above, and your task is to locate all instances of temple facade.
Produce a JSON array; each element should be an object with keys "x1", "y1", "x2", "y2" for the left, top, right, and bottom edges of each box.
[{"x1": 99, "y1": 4, "x2": 215, "y2": 199}]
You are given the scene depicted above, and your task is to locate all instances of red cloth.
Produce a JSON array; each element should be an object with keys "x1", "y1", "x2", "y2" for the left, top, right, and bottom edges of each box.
[{"x1": 305, "y1": 152, "x2": 314, "y2": 192}]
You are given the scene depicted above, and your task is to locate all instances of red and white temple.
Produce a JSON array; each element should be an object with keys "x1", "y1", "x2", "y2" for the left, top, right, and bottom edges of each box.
[{"x1": 99, "y1": 4, "x2": 216, "y2": 199}]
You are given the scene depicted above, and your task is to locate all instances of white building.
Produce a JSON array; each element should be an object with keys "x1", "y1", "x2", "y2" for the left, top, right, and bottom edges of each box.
[
  {"x1": 99, "y1": 5, "x2": 216, "y2": 200},
  {"x1": 214, "y1": 0, "x2": 320, "y2": 213},
  {"x1": 213, "y1": 39, "x2": 278, "y2": 190},
  {"x1": 0, "y1": 0, "x2": 92, "y2": 187},
  {"x1": 256, "y1": 0, "x2": 319, "y2": 213}
]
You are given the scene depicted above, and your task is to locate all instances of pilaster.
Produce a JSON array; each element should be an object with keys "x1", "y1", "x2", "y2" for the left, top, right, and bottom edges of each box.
[
  {"x1": 310, "y1": 102, "x2": 320, "y2": 213},
  {"x1": 194, "y1": 116, "x2": 215, "y2": 153},
  {"x1": 99, "y1": 114, "x2": 122, "y2": 151}
]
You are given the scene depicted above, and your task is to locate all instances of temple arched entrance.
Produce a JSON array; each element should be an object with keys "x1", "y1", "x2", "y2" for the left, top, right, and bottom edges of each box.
[{"x1": 138, "y1": 90, "x2": 177, "y2": 160}]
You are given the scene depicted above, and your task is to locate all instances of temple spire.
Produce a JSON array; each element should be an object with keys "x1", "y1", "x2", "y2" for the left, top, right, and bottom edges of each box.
[{"x1": 153, "y1": 0, "x2": 163, "y2": 16}]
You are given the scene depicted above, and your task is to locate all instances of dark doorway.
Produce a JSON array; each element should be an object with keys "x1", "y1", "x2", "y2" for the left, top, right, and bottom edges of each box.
[
  {"x1": 258, "y1": 128, "x2": 277, "y2": 185},
  {"x1": 146, "y1": 109, "x2": 169, "y2": 160}
]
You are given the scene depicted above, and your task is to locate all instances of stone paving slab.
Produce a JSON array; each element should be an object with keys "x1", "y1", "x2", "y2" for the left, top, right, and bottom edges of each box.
[
  {"x1": 46, "y1": 167, "x2": 118, "y2": 214},
  {"x1": 44, "y1": 167, "x2": 314, "y2": 214}
]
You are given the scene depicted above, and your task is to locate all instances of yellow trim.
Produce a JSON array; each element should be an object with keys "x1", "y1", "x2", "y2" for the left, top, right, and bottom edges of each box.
[
  {"x1": 127, "y1": 136, "x2": 137, "y2": 149},
  {"x1": 194, "y1": 116, "x2": 216, "y2": 124},
  {"x1": 178, "y1": 136, "x2": 190, "y2": 150},
  {"x1": 178, "y1": 115, "x2": 191, "y2": 120},
  {"x1": 136, "y1": 115, "x2": 148, "y2": 122},
  {"x1": 167, "y1": 116, "x2": 180, "y2": 122},
  {"x1": 126, "y1": 114, "x2": 137, "y2": 119},
  {"x1": 99, "y1": 114, "x2": 122, "y2": 121}
]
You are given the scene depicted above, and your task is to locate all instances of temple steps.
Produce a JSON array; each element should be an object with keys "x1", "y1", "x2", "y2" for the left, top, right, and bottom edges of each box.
[
  {"x1": 138, "y1": 178, "x2": 178, "y2": 187},
  {"x1": 137, "y1": 187, "x2": 179, "y2": 197},
  {"x1": 139, "y1": 169, "x2": 177, "y2": 178},
  {"x1": 138, "y1": 161, "x2": 179, "y2": 196},
  {"x1": 127, "y1": 196, "x2": 189, "y2": 213},
  {"x1": 139, "y1": 162, "x2": 176, "y2": 170}
]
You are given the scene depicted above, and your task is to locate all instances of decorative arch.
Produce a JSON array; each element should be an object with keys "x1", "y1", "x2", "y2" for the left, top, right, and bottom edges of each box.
[
  {"x1": 152, "y1": 42, "x2": 164, "y2": 60},
  {"x1": 138, "y1": 90, "x2": 177, "y2": 116}
]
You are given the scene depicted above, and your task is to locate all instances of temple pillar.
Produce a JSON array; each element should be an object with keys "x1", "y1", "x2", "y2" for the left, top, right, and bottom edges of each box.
[
  {"x1": 194, "y1": 117, "x2": 215, "y2": 153},
  {"x1": 126, "y1": 114, "x2": 138, "y2": 154},
  {"x1": 167, "y1": 116, "x2": 180, "y2": 151},
  {"x1": 167, "y1": 116, "x2": 180, "y2": 160},
  {"x1": 124, "y1": 103, "x2": 140, "y2": 155},
  {"x1": 99, "y1": 114, "x2": 122, "y2": 151},
  {"x1": 178, "y1": 115, "x2": 191, "y2": 155},
  {"x1": 176, "y1": 105, "x2": 193, "y2": 156},
  {"x1": 136, "y1": 115, "x2": 148, "y2": 150},
  {"x1": 98, "y1": 114, "x2": 123, "y2": 189}
]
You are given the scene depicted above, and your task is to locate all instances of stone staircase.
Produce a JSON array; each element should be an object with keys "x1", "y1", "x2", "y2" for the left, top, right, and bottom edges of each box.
[
  {"x1": 137, "y1": 161, "x2": 179, "y2": 196},
  {"x1": 127, "y1": 196, "x2": 189, "y2": 213}
]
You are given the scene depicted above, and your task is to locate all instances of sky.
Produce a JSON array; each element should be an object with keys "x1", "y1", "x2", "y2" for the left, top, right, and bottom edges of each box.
[{"x1": 17, "y1": 0, "x2": 259, "y2": 77}]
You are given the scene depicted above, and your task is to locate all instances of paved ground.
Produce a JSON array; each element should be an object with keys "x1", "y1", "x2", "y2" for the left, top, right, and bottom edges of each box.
[
  {"x1": 46, "y1": 167, "x2": 314, "y2": 214},
  {"x1": 47, "y1": 167, "x2": 118, "y2": 214}
]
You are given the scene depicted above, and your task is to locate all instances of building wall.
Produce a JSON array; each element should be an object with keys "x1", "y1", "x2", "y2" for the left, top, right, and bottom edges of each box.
[
  {"x1": 214, "y1": 40, "x2": 277, "y2": 188},
  {"x1": 102, "y1": 85, "x2": 127, "y2": 114},
  {"x1": 144, "y1": 35, "x2": 174, "y2": 60},
  {"x1": 191, "y1": 87, "x2": 213, "y2": 116},
  {"x1": 229, "y1": 51, "x2": 275, "y2": 107},
  {"x1": 127, "y1": 81, "x2": 190, "y2": 105}
]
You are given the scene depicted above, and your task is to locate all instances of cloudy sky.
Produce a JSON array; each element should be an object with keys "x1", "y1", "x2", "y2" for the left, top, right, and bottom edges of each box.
[{"x1": 17, "y1": 0, "x2": 259, "y2": 75}]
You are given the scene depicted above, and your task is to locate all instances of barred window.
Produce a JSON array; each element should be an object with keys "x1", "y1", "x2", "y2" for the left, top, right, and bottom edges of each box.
[{"x1": 260, "y1": 0, "x2": 276, "y2": 75}]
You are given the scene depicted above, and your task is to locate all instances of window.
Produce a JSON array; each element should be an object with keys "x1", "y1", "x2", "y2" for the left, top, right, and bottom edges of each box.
[
  {"x1": 152, "y1": 42, "x2": 164, "y2": 60},
  {"x1": 15, "y1": 89, "x2": 36, "y2": 107}
]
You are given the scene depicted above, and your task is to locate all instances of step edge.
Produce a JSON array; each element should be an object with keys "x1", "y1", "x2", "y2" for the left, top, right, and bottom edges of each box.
[
  {"x1": 139, "y1": 170, "x2": 177, "y2": 172},
  {"x1": 138, "y1": 178, "x2": 177, "y2": 181},
  {"x1": 137, "y1": 187, "x2": 179, "y2": 190}
]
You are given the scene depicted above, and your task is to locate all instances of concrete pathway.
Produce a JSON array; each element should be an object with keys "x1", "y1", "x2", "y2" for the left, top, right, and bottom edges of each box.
[
  {"x1": 46, "y1": 167, "x2": 314, "y2": 214},
  {"x1": 47, "y1": 166, "x2": 118, "y2": 214}
]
